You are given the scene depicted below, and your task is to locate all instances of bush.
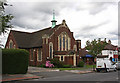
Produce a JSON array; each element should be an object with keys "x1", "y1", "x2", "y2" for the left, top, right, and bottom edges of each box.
[
  {"x1": 77, "y1": 61, "x2": 84, "y2": 67},
  {"x1": 50, "y1": 58, "x2": 64, "y2": 68},
  {"x1": 39, "y1": 64, "x2": 46, "y2": 68},
  {"x1": 63, "y1": 65, "x2": 72, "y2": 68},
  {"x1": 2, "y1": 49, "x2": 29, "y2": 74}
]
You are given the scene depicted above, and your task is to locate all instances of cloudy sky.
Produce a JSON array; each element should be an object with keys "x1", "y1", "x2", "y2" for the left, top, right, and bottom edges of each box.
[{"x1": 0, "y1": 0, "x2": 119, "y2": 48}]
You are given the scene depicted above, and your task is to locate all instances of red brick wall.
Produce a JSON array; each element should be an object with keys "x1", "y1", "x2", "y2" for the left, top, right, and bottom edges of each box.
[
  {"x1": 6, "y1": 25, "x2": 79, "y2": 66},
  {"x1": 5, "y1": 31, "x2": 18, "y2": 48}
]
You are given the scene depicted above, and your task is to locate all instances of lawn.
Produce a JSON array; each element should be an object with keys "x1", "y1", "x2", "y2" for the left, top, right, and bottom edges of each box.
[{"x1": 53, "y1": 65, "x2": 96, "y2": 71}]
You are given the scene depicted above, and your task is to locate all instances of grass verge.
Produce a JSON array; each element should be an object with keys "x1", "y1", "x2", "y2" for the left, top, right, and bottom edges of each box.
[{"x1": 53, "y1": 65, "x2": 96, "y2": 71}]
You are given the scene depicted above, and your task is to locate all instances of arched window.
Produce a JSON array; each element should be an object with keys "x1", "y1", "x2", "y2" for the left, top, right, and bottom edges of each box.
[
  {"x1": 59, "y1": 36, "x2": 62, "y2": 50},
  {"x1": 73, "y1": 45, "x2": 77, "y2": 51},
  {"x1": 9, "y1": 40, "x2": 13, "y2": 48},
  {"x1": 63, "y1": 36, "x2": 65, "y2": 49},
  {"x1": 37, "y1": 48, "x2": 42, "y2": 61},
  {"x1": 58, "y1": 32, "x2": 70, "y2": 51},
  {"x1": 49, "y1": 42, "x2": 53, "y2": 59},
  {"x1": 66, "y1": 38, "x2": 68, "y2": 50},
  {"x1": 31, "y1": 49, "x2": 34, "y2": 61}
]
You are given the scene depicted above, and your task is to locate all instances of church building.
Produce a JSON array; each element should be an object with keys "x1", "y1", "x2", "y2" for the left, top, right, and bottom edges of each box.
[{"x1": 5, "y1": 12, "x2": 82, "y2": 66}]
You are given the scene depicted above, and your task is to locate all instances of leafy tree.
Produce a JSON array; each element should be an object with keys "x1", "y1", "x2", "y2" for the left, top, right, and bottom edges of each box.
[
  {"x1": 0, "y1": 1, "x2": 13, "y2": 35},
  {"x1": 85, "y1": 38, "x2": 108, "y2": 57},
  {"x1": 0, "y1": 1, "x2": 13, "y2": 48}
]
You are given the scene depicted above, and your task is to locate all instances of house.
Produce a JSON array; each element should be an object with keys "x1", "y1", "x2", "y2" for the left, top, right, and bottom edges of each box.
[
  {"x1": 101, "y1": 40, "x2": 118, "y2": 62},
  {"x1": 5, "y1": 14, "x2": 82, "y2": 66},
  {"x1": 79, "y1": 48, "x2": 94, "y2": 65}
]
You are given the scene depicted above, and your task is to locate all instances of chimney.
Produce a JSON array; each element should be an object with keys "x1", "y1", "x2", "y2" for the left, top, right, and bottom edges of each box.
[
  {"x1": 108, "y1": 40, "x2": 111, "y2": 44},
  {"x1": 76, "y1": 40, "x2": 81, "y2": 51}
]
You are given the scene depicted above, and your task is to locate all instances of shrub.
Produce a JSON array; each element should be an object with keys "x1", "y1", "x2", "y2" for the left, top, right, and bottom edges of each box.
[
  {"x1": 37, "y1": 64, "x2": 46, "y2": 68},
  {"x1": 77, "y1": 61, "x2": 84, "y2": 67},
  {"x1": 50, "y1": 58, "x2": 64, "y2": 68},
  {"x1": 2, "y1": 49, "x2": 29, "y2": 74},
  {"x1": 40, "y1": 64, "x2": 46, "y2": 68},
  {"x1": 63, "y1": 65, "x2": 72, "y2": 68}
]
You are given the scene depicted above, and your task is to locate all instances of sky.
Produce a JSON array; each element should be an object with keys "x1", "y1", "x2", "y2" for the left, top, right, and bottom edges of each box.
[{"x1": 0, "y1": 0, "x2": 119, "y2": 48}]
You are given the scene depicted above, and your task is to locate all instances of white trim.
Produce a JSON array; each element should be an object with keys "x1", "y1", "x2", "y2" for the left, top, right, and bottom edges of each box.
[
  {"x1": 60, "y1": 56, "x2": 64, "y2": 61},
  {"x1": 73, "y1": 45, "x2": 77, "y2": 51},
  {"x1": 58, "y1": 32, "x2": 70, "y2": 51},
  {"x1": 54, "y1": 55, "x2": 74, "y2": 56},
  {"x1": 73, "y1": 54, "x2": 76, "y2": 66},
  {"x1": 56, "y1": 55, "x2": 65, "y2": 61}
]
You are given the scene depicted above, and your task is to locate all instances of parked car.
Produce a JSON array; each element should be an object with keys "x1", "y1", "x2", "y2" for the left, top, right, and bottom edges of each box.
[
  {"x1": 96, "y1": 56, "x2": 116, "y2": 72},
  {"x1": 116, "y1": 61, "x2": 120, "y2": 70}
]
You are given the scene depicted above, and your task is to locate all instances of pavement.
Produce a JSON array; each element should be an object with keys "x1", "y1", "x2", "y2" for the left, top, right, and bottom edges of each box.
[
  {"x1": 64, "y1": 68, "x2": 94, "y2": 74},
  {"x1": 1, "y1": 66, "x2": 93, "y2": 82}
]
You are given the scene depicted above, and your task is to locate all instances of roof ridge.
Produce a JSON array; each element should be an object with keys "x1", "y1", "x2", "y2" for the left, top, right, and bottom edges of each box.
[
  {"x1": 11, "y1": 30, "x2": 31, "y2": 34},
  {"x1": 32, "y1": 27, "x2": 51, "y2": 34}
]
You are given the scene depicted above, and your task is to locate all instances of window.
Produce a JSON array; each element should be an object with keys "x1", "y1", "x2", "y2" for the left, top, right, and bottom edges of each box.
[
  {"x1": 49, "y1": 42, "x2": 53, "y2": 59},
  {"x1": 63, "y1": 36, "x2": 65, "y2": 49},
  {"x1": 50, "y1": 46, "x2": 52, "y2": 58},
  {"x1": 60, "y1": 36, "x2": 62, "y2": 50},
  {"x1": 61, "y1": 56, "x2": 64, "y2": 61},
  {"x1": 73, "y1": 45, "x2": 77, "y2": 51},
  {"x1": 58, "y1": 32, "x2": 70, "y2": 51},
  {"x1": 31, "y1": 49, "x2": 34, "y2": 61},
  {"x1": 66, "y1": 38, "x2": 68, "y2": 50},
  {"x1": 9, "y1": 40, "x2": 13, "y2": 48},
  {"x1": 38, "y1": 49, "x2": 42, "y2": 61},
  {"x1": 110, "y1": 51, "x2": 112, "y2": 54}
]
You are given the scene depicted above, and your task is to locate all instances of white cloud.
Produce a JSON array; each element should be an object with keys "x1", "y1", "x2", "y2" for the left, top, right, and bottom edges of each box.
[{"x1": 1, "y1": 1, "x2": 118, "y2": 48}]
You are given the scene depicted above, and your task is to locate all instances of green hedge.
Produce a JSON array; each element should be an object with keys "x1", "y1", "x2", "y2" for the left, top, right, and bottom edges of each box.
[
  {"x1": 2, "y1": 49, "x2": 29, "y2": 74},
  {"x1": 77, "y1": 61, "x2": 84, "y2": 67},
  {"x1": 63, "y1": 65, "x2": 72, "y2": 68}
]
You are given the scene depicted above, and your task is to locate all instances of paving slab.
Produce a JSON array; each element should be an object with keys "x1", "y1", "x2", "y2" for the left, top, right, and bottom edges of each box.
[{"x1": 1, "y1": 74, "x2": 40, "y2": 82}]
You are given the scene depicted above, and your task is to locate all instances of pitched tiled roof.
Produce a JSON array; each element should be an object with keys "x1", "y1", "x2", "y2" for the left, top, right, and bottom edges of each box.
[
  {"x1": 103, "y1": 44, "x2": 117, "y2": 50},
  {"x1": 10, "y1": 22, "x2": 69, "y2": 48},
  {"x1": 11, "y1": 27, "x2": 54, "y2": 48},
  {"x1": 79, "y1": 48, "x2": 88, "y2": 57}
]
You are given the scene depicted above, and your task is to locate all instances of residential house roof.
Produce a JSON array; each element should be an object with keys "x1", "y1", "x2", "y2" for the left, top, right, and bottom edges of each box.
[
  {"x1": 103, "y1": 44, "x2": 117, "y2": 50},
  {"x1": 79, "y1": 48, "x2": 89, "y2": 57}
]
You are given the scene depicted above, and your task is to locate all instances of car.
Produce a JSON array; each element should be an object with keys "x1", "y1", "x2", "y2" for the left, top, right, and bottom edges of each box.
[
  {"x1": 96, "y1": 56, "x2": 116, "y2": 72},
  {"x1": 116, "y1": 61, "x2": 120, "y2": 70}
]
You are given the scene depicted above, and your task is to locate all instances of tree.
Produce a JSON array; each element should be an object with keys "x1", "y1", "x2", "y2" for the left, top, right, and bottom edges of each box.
[
  {"x1": 0, "y1": 0, "x2": 13, "y2": 48},
  {"x1": 85, "y1": 38, "x2": 108, "y2": 57},
  {"x1": 0, "y1": 0, "x2": 13, "y2": 35}
]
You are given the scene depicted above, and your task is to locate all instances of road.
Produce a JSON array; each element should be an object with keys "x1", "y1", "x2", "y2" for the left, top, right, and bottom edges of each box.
[{"x1": 24, "y1": 70, "x2": 119, "y2": 82}]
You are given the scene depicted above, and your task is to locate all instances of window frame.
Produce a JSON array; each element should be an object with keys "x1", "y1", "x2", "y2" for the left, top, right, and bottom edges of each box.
[
  {"x1": 30, "y1": 49, "x2": 34, "y2": 61},
  {"x1": 37, "y1": 48, "x2": 42, "y2": 61},
  {"x1": 49, "y1": 42, "x2": 53, "y2": 59},
  {"x1": 9, "y1": 40, "x2": 13, "y2": 48}
]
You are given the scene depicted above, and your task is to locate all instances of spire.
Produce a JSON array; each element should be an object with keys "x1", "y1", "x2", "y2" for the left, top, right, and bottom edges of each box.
[
  {"x1": 53, "y1": 10, "x2": 55, "y2": 20},
  {"x1": 51, "y1": 10, "x2": 57, "y2": 28}
]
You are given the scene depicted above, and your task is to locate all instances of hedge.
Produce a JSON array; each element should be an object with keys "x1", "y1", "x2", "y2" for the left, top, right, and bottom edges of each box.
[
  {"x1": 2, "y1": 49, "x2": 29, "y2": 74},
  {"x1": 77, "y1": 61, "x2": 84, "y2": 67}
]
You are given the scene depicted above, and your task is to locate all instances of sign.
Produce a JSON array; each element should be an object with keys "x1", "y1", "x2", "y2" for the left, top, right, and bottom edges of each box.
[{"x1": 114, "y1": 55, "x2": 118, "y2": 58}]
